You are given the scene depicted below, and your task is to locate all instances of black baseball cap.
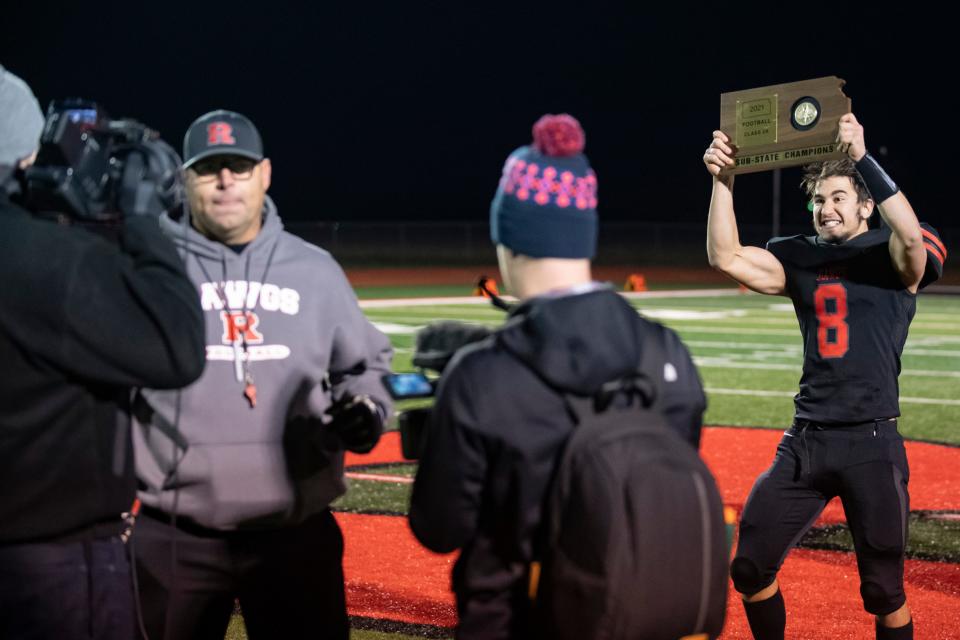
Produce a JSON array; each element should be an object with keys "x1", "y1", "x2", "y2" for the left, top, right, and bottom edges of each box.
[{"x1": 182, "y1": 109, "x2": 263, "y2": 169}]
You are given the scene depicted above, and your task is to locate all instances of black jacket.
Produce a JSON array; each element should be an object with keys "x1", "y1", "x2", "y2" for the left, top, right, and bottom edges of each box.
[
  {"x1": 0, "y1": 192, "x2": 205, "y2": 544},
  {"x1": 409, "y1": 287, "x2": 706, "y2": 639}
]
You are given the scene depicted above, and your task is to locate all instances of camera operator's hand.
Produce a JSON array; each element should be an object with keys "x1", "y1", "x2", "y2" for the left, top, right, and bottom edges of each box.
[
  {"x1": 325, "y1": 394, "x2": 384, "y2": 454},
  {"x1": 116, "y1": 138, "x2": 183, "y2": 218}
]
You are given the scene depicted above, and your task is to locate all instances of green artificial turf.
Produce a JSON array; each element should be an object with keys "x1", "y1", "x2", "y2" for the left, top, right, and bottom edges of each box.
[
  {"x1": 367, "y1": 291, "x2": 960, "y2": 443},
  {"x1": 334, "y1": 463, "x2": 415, "y2": 515},
  {"x1": 802, "y1": 513, "x2": 960, "y2": 562}
]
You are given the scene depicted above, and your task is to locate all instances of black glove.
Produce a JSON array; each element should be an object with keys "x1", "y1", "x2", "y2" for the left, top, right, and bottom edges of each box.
[
  {"x1": 283, "y1": 415, "x2": 336, "y2": 475},
  {"x1": 325, "y1": 394, "x2": 383, "y2": 454}
]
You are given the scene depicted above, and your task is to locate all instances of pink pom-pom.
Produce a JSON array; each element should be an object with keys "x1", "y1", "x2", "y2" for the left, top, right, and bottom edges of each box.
[{"x1": 532, "y1": 113, "x2": 585, "y2": 157}]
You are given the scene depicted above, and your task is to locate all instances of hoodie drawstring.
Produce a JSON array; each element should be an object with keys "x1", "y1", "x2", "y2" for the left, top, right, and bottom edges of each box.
[{"x1": 194, "y1": 236, "x2": 281, "y2": 408}]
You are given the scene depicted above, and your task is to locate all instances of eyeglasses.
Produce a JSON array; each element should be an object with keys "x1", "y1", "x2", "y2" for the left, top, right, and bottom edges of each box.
[{"x1": 189, "y1": 157, "x2": 259, "y2": 182}]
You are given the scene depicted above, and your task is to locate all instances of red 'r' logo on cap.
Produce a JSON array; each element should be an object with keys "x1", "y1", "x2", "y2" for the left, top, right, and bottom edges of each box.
[{"x1": 207, "y1": 123, "x2": 236, "y2": 145}]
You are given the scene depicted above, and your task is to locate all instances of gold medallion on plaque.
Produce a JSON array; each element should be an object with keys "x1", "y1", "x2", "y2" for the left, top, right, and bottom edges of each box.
[
  {"x1": 791, "y1": 97, "x2": 820, "y2": 130},
  {"x1": 719, "y1": 76, "x2": 851, "y2": 174}
]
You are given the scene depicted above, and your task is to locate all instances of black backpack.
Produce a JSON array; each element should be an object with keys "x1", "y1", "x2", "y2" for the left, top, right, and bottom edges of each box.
[{"x1": 531, "y1": 340, "x2": 727, "y2": 640}]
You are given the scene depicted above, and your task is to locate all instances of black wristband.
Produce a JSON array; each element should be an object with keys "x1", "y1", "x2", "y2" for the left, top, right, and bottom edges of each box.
[{"x1": 855, "y1": 153, "x2": 899, "y2": 204}]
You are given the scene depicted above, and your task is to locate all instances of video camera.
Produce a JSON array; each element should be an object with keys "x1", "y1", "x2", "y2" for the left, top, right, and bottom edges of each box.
[
  {"x1": 23, "y1": 99, "x2": 182, "y2": 222},
  {"x1": 382, "y1": 320, "x2": 493, "y2": 460}
]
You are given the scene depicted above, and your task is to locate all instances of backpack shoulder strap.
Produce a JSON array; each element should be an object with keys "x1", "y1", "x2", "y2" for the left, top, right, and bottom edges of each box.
[{"x1": 590, "y1": 325, "x2": 667, "y2": 416}]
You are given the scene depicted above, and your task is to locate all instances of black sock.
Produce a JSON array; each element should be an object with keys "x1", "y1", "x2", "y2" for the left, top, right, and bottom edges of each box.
[
  {"x1": 742, "y1": 588, "x2": 785, "y2": 640},
  {"x1": 876, "y1": 619, "x2": 913, "y2": 640}
]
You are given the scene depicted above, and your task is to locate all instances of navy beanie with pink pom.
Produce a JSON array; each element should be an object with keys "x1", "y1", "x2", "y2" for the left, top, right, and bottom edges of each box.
[{"x1": 489, "y1": 113, "x2": 598, "y2": 259}]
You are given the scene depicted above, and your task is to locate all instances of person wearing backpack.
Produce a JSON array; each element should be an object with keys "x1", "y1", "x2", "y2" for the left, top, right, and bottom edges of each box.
[{"x1": 409, "y1": 114, "x2": 727, "y2": 639}]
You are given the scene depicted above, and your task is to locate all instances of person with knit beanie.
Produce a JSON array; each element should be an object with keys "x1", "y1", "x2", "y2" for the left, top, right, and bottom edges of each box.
[
  {"x1": 411, "y1": 115, "x2": 721, "y2": 639},
  {"x1": 490, "y1": 113, "x2": 598, "y2": 261}
]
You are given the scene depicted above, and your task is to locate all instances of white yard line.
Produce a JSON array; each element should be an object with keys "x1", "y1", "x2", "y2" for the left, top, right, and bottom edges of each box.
[
  {"x1": 663, "y1": 339, "x2": 960, "y2": 357},
  {"x1": 683, "y1": 340, "x2": 802, "y2": 350},
  {"x1": 622, "y1": 288, "x2": 749, "y2": 300},
  {"x1": 671, "y1": 326, "x2": 802, "y2": 336},
  {"x1": 705, "y1": 387, "x2": 795, "y2": 398},
  {"x1": 652, "y1": 317, "x2": 800, "y2": 326},
  {"x1": 911, "y1": 323, "x2": 960, "y2": 331},
  {"x1": 705, "y1": 387, "x2": 960, "y2": 406},
  {"x1": 695, "y1": 358, "x2": 799, "y2": 371},
  {"x1": 345, "y1": 472, "x2": 414, "y2": 484},
  {"x1": 361, "y1": 296, "x2": 510, "y2": 308},
  {"x1": 907, "y1": 337, "x2": 960, "y2": 345},
  {"x1": 904, "y1": 349, "x2": 960, "y2": 357},
  {"x1": 897, "y1": 397, "x2": 960, "y2": 406},
  {"x1": 694, "y1": 357, "x2": 960, "y2": 378},
  {"x1": 371, "y1": 322, "x2": 421, "y2": 334},
  {"x1": 358, "y1": 288, "x2": 744, "y2": 309},
  {"x1": 639, "y1": 309, "x2": 749, "y2": 321}
]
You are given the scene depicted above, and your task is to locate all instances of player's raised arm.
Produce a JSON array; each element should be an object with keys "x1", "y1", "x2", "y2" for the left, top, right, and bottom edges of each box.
[
  {"x1": 704, "y1": 131, "x2": 786, "y2": 295},
  {"x1": 839, "y1": 113, "x2": 926, "y2": 291}
]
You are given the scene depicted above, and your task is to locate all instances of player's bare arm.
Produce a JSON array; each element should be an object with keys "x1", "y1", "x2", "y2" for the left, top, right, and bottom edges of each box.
[
  {"x1": 839, "y1": 113, "x2": 925, "y2": 291},
  {"x1": 704, "y1": 130, "x2": 786, "y2": 295}
]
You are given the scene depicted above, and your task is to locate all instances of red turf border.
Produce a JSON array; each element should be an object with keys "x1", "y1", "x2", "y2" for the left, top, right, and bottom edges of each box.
[{"x1": 342, "y1": 429, "x2": 960, "y2": 638}]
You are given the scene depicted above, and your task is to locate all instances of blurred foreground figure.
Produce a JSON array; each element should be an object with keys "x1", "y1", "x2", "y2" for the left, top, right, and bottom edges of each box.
[{"x1": 0, "y1": 65, "x2": 205, "y2": 639}]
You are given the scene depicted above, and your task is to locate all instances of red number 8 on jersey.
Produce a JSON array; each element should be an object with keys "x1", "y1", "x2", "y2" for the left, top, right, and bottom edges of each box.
[{"x1": 814, "y1": 283, "x2": 849, "y2": 358}]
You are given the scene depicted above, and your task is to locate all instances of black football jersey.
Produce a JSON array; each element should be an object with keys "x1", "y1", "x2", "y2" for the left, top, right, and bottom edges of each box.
[{"x1": 767, "y1": 224, "x2": 945, "y2": 424}]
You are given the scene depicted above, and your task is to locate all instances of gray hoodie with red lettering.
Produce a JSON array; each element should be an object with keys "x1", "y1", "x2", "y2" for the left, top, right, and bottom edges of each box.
[{"x1": 133, "y1": 198, "x2": 393, "y2": 529}]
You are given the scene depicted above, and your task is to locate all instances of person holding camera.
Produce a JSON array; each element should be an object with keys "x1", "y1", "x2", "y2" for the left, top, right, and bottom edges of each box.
[
  {"x1": 131, "y1": 109, "x2": 393, "y2": 640},
  {"x1": 409, "y1": 114, "x2": 718, "y2": 639},
  {"x1": 0, "y1": 66, "x2": 206, "y2": 639}
]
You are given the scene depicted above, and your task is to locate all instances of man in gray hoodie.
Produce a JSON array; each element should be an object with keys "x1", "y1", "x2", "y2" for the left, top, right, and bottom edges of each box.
[{"x1": 132, "y1": 109, "x2": 393, "y2": 640}]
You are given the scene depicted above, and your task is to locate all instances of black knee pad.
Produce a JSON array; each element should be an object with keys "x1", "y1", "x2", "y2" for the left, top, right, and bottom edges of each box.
[
  {"x1": 730, "y1": 557, "x2": 764, "y2": 594},
  {"x1": 860, "y1": 581, "x2": 902, "y2": 615}
]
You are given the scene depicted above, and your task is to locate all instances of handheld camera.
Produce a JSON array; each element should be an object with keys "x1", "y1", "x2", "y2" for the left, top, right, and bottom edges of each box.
[{"x1": 23, "y1": 99, "x2": 182, "y2": 222}]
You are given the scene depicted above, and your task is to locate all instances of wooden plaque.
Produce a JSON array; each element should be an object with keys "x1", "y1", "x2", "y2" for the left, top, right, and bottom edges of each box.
[{"x1": 719, "y1": 76, "x2": 851, "y2": 175}]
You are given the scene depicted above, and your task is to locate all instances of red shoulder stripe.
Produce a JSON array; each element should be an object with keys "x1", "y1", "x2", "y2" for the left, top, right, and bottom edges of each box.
[
  {"x1": 925, "y1": 240, "x2": 945, "y2": 265},
  {"x1": 921, "y1": 228, "x2": 947, "y2": 259}
]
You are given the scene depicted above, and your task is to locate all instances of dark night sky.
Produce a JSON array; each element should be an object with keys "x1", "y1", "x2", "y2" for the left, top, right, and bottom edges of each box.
[{"x1": 3, "y1": 3, "x2": 951, "y2": 230}]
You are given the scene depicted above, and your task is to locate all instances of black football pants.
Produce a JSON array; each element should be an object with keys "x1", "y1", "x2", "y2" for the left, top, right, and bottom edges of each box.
[{"x1": 731, "y1": 419, "x2": 909, "y2": 616}]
